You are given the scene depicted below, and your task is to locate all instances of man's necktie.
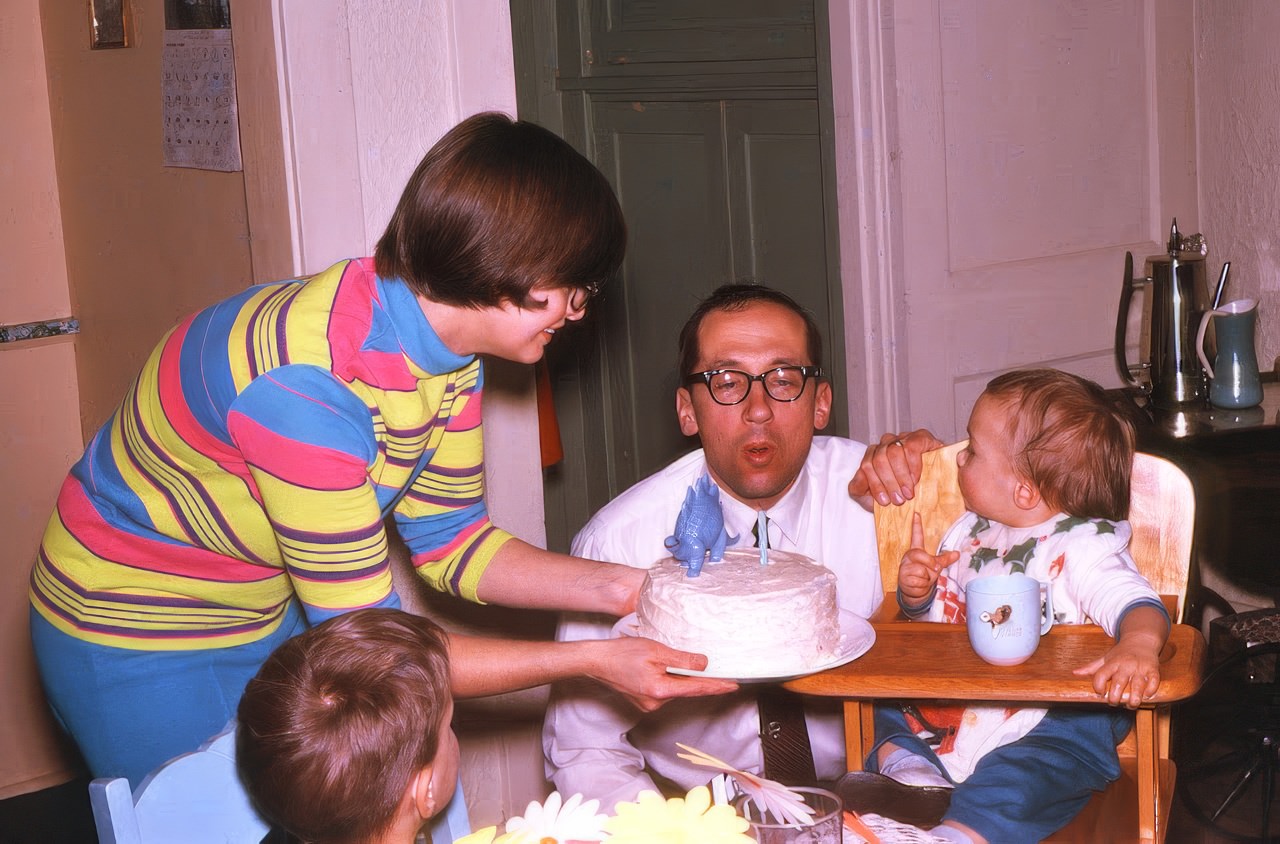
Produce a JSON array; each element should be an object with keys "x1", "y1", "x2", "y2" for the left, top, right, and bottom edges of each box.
[{"x1": 753, "y1": 512, "x2": 819, "y2": 785}]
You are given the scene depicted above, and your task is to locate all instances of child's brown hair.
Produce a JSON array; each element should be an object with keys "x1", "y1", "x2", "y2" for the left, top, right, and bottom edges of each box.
[
  {"x1": 983, "y1": 368, "x2": 1135, "y2": 521},
  {"x1": 237, "y1": 609, "x2": 451, "y2": 844}
]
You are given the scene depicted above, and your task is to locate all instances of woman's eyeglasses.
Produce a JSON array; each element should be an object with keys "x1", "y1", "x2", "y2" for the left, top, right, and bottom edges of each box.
[{"x1": 568, "y1": 281, "x2": 602, "y2": 312}]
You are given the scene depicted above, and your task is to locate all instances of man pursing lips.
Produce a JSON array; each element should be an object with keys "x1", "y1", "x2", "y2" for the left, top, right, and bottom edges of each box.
[{"x1": 543, "y1": 282, "x2": 938, "y2": 809}]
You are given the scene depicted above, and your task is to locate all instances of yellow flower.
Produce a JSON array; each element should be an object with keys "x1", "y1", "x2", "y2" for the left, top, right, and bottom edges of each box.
[
  {"x1": 450, "y1": 828, "x2": 542, "y2": 844},
  {"x1": 602, "y1": 786, "x2": 754, "y2": 843}
]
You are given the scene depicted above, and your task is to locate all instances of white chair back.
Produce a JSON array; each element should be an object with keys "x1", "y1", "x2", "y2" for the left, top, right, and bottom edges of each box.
[
  {"x1": 90, "y1": 722, "x2": 472, "y2": 844},
  {"x1": 90, "y1": 724, "x2": 267, "y2": 844}
]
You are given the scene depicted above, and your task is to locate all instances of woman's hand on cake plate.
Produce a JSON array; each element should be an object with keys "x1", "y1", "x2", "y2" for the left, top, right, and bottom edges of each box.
[
  {"x1": 848, "y1": 429, "x2": 943, "y2": 510},
  {"x1": 588, "y1": 637, "x2": 739, "y2": 712},
  {"x1": 448, "y1": 633, "x2": 736, "y2": 710}
]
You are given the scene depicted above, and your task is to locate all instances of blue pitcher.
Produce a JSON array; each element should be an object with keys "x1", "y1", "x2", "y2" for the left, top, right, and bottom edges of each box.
[{"x1": 1196, "y1": 298, "x2": 1263, "y2": 409}]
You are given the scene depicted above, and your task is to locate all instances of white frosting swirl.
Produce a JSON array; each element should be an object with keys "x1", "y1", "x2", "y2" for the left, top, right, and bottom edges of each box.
[{"x1": 636, "y1": 548, "x2": 841, "y2": 676}]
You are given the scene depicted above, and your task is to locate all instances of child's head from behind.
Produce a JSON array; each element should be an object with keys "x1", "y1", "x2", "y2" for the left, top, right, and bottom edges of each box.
[
  {"x1": 237, "y1": 609, "x2": 455, "y2": 844},
  {"x1": 958, "y1": 368, "x2": 1135, "y2": 525}
]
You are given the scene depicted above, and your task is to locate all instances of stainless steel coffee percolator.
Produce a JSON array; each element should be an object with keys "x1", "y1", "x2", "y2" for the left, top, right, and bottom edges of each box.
[{"x1": 1114, "y1": 219, "x2": 1229, "y2": 409}]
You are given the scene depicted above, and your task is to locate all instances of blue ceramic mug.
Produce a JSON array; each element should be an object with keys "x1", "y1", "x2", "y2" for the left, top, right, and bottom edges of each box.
[{"x1": 965, "y1": 573, "x2": 1054, "y2": 666}]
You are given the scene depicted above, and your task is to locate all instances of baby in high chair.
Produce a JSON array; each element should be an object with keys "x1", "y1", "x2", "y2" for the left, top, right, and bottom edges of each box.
[{"x1": 871, "y1": 369, "x2": 1170, "y2": 844}]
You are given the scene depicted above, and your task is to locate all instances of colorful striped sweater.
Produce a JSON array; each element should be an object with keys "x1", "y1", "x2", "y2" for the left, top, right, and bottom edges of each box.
[{"x1": 31, "y1": 258, "x2": 513, "y2": 650}]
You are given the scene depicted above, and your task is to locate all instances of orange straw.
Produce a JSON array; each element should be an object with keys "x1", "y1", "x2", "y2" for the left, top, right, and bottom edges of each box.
[{"x1": 843, "y1": 810, "x2": 882, "y2": 844}]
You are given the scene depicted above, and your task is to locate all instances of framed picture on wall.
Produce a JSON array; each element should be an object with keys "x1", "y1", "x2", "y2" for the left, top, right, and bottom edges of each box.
[
  {"x1": 89, "y1": 0, "x2": 129, "y2": 49},
  {"x1": 165, "y1": 0, "x2": 231, "y2": 30}
]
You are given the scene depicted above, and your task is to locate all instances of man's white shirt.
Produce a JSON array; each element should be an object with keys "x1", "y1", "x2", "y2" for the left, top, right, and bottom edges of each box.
[{"x1": 542, "y1": 436, "x2": 881, "y2": 809}]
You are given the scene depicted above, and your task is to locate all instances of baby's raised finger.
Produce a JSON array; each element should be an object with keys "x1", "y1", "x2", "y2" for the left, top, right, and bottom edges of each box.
[{"x1": 910, "y1": 512, "x2": 925, "y2": 551}]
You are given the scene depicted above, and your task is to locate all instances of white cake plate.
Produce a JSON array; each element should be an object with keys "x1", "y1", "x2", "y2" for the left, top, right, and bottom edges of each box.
[{"x1": 611, "y1": 609, "x2": 876, "y2": 683}]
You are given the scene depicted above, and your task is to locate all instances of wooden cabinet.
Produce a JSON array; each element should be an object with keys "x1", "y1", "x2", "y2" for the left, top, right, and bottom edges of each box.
[{"x1": 1112, "y1": 380, "x2": 1280, "y2": 629}]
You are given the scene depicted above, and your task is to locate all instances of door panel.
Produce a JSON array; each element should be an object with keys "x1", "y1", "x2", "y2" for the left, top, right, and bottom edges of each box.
[
  {"x1": 586, "y1": 96, "x2": 845, "y2": 507},
  {"x1": 577, "y1": 0, "x2": 816, "y2": 70},
  {"x1": 592, "y1": 101, "x2": 731, "y2": 487},
  {"x1": 890, "y1": 0, "x2": 1197, "y2": 440},
  {"x1": 726, "y1": 100, "x2": 841, "y2": 387}
]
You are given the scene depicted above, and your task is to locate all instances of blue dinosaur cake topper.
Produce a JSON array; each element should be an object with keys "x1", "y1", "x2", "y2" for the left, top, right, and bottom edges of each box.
[{"x1": 664, "y1": 474, "x2": 738, "y2": 577}]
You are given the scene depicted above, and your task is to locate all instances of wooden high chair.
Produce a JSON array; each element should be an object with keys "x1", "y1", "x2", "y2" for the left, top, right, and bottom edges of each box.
[{"x1": 872, "y1": 440, "x2": 1198, "y2": 843}]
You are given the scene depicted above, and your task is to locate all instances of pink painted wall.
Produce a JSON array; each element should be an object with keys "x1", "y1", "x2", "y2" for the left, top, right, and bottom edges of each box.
[
  {"x1": 0, "y1": 0, "x2": 256, "y2": 797},
  {"x1": 40, "y1": 0, "x2": 256, "y2": 438},
  {"x1": 0, "y1": 1, "x2": 84, "y2": 799},
  {"x1": 0, "y1": 339, "x2": 83, "y2": 798},
  {"x1": 2, "y1": 0, "x2": 70, "y2": 326}
]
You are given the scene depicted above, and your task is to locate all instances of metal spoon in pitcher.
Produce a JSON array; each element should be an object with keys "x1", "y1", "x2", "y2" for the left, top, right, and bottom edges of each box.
[{"x1": 1212, "y1": 261, "x2": 1232, "y2": 310}]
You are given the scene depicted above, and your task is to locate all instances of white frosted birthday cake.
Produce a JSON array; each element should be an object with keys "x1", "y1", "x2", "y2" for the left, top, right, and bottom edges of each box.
[{"x1": 635, "y1": 548, "x2": 842, "y2": 676}]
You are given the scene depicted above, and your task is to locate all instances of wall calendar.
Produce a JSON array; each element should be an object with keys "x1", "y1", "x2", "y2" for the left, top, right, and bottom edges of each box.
[{"x1": 162, "y1": 28, "x2": 242, "y2": 172}]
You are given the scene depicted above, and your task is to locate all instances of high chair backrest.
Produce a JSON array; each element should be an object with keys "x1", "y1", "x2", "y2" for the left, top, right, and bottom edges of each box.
[{"x1": 874, "y1": 440, "x2": 1195, "y2": 622}]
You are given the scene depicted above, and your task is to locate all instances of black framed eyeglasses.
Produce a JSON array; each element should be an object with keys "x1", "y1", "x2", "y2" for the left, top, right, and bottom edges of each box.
[
  {"x1": 568, "y1": 281, "x2": 602, "y2": 312},
  {"x1": 683, "y1": 366, "x2": 826, "y2": 406}
]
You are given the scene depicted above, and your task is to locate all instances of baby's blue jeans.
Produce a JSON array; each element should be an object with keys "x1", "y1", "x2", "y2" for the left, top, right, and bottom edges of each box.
[{"x1": 870, "y1": 703, "x2": 1132, "y2": 844}]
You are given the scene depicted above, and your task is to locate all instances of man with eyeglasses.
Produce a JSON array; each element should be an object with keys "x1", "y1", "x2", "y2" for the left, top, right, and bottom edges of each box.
[{"x1": 543, "y1": 283, "x2": 938, "y2": 809}]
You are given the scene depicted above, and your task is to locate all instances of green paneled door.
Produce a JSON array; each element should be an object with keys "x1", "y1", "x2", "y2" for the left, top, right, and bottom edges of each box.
[{"x1": 512, "y1": 0, "x2": 844, "y2": 552}]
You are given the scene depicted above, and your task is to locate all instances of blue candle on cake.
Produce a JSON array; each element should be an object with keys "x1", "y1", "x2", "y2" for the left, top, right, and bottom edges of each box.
[{"x1": 757, "y1": 510, "x2": 769, "y2": 566}]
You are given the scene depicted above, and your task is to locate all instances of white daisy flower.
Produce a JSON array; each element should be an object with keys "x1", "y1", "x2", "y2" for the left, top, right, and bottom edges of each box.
[{"x1": 504, "y1": 791, "x2": 609, "y2": 842}]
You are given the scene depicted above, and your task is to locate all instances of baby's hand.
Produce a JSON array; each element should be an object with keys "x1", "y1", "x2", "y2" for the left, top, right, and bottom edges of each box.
[
  {"x1": 1073, "y1": 639, "x2": 1162, "y2": 709},
  {"x1": 1074, "y1": 606, "x2": 1167, "y2": 709},
  {"x1": 898, "y1": 513, "x2": 959, "y2": 604}
]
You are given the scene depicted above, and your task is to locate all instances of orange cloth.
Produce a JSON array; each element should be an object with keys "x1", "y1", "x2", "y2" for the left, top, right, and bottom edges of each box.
[{"x1": 536, "y1": 360, "x2": 564, "y2": 468}]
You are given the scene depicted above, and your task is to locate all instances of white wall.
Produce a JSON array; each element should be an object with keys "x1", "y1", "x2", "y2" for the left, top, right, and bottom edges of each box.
[
  {"x1": 826, "y1": 0, "x2": 902, "y2": 442},
  {"x1": 260, "y1": 0, "x2": 544, "y2": 547},
  {"x1": 240, "y1": 1, "x2": 547, "y2": 827},
  {"x1": 829, "y1": 0, "x2": 1202, "y2": 440},
  {"x1": 1196, "y1": 3, "x2": 1280, "y2": 374}
]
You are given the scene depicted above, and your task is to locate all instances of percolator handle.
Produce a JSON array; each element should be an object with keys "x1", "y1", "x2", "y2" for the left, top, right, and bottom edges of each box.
[{"x1": 1114, "y1": 251, "x2": 1146, "y2": 389}]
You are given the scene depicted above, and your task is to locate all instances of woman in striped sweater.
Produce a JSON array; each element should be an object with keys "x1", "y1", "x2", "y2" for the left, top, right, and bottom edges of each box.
[{"x1": 29, "y1": 112, "x2": 734, "y2": 786}]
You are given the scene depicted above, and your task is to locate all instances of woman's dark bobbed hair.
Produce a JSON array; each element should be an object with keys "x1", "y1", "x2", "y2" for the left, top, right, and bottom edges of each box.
[{"x1": 375, "y1": 112, "x2": 626, "y2": 308}]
